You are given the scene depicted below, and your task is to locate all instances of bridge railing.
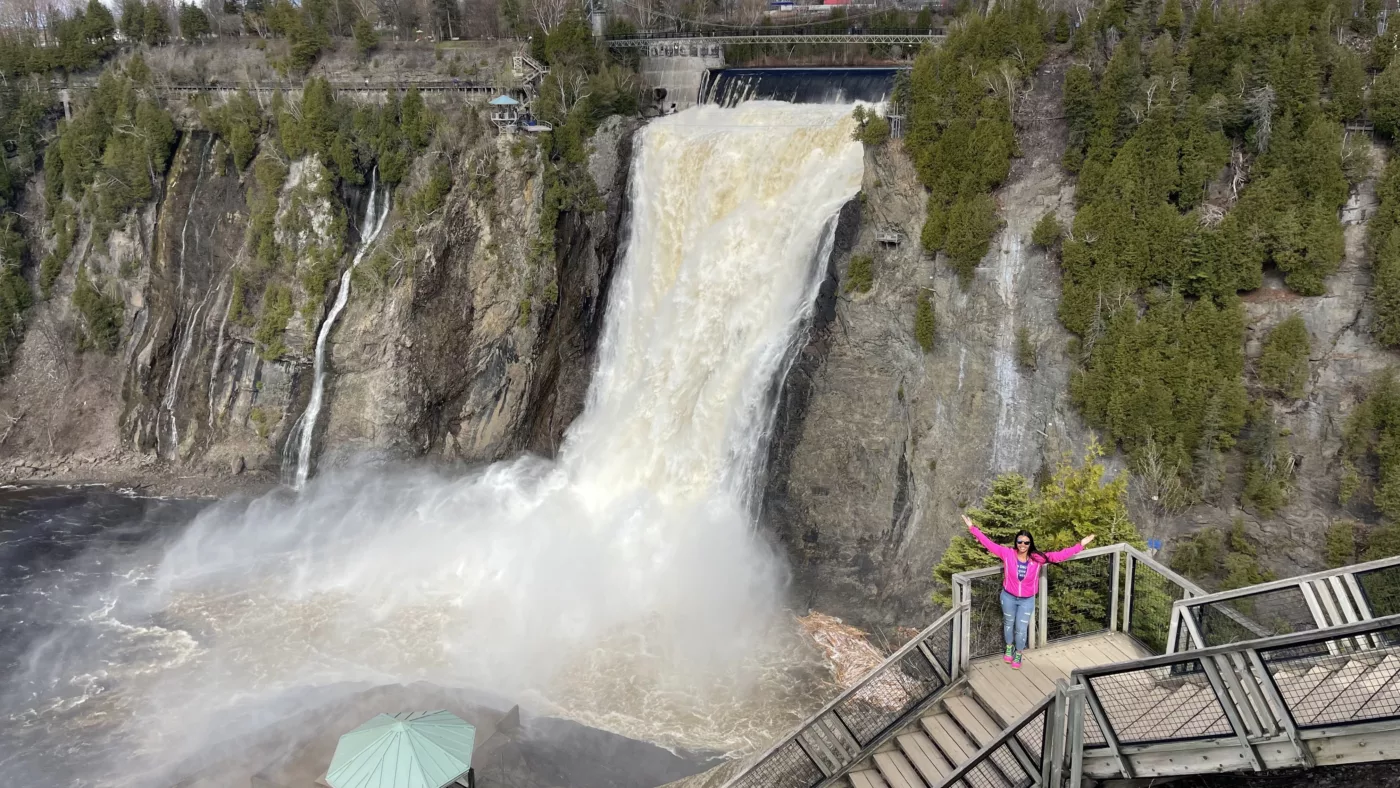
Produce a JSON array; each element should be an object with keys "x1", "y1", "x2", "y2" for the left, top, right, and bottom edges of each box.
[
  {"x1": 1168, "y1": 554, "x2": 1400, "y2": 651},
  {"x1": 605, "y1": 27, "x2": 947, "y2": 41},
  {"x1": 722, "y1": 607, "x2": 959, "y2": 788},
  {"x1": 951, "y1": 542, "x2": 1204, "y2": 670},
  {"x1": 1065, "y1": 613, "x2": 1400, "y2": 781}
]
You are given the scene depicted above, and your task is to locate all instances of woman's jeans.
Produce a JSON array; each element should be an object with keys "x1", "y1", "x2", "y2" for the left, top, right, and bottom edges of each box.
[{"x1": 1000, "y1": 589, "x2": 1035, "y2": 652}]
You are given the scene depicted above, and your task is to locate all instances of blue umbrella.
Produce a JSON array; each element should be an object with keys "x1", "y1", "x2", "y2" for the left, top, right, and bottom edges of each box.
[{"x1": 327, "y1": 710, "x2": 476, "y2": 788}]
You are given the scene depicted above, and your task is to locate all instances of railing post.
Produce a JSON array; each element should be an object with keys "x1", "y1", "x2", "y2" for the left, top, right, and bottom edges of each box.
[
  {"x1": 1038, "y1": 569, "x2": 1050, "y2": 648},
  {"x1": 1121, "y1": 552, "x2": 1136, "y2": 634},
  {"x1": 1244, "y1": 648, "x2": 1315, "y2": 768},
  {"x1": 1047, "y1": 680, "x2": 1070, "y2": 788},
  {"x1": 1110, "y1": 549, "x2": 1123, "y2": 633},
  {"x1": 1065, "y1": 682, "x2": 1087, "y2": 788}
]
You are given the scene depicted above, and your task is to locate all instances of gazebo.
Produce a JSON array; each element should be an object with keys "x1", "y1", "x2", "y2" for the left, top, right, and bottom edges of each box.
[
  {"x1": 323, "y1": 710, "x2": 476, "y2": 788},
  {"x1": 488, "y1": 95, "x2": 520, "y2": 132}
]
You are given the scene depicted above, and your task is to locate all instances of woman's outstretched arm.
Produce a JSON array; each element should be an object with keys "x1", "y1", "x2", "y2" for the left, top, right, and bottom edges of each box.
[
  {"x1": 1045, "y1": 534, "x2": 1096, "y2": 563},
  {"x1": 964, "y1": 514, "x2": 1012, "y2": 558}
]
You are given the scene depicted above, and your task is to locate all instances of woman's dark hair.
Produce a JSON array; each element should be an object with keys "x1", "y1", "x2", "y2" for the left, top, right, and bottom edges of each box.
[{"x1": 1014, "y1": 530, "x2": 1050, "y2": 563}]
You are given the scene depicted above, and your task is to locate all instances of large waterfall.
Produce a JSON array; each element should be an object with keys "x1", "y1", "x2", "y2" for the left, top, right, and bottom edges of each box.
[{"x1": 1, "y1": 103, "x2": 865, "y2": 786}]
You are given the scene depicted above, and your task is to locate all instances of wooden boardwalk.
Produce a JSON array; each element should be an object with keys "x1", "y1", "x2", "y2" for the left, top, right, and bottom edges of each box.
[{"x1": 966, "y1": 632, "x2": 1149, "y2": 724}]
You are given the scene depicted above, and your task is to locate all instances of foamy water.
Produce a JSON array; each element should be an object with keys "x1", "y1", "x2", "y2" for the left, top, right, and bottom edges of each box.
[{"x1": 1, "y1": 102, "x2": 865, "y2": 786}]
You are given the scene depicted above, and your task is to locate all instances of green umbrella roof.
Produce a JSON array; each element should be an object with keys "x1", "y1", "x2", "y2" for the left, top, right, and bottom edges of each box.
[{"x1": 327, "y1": 710, "x2": 476, "y2": 788}]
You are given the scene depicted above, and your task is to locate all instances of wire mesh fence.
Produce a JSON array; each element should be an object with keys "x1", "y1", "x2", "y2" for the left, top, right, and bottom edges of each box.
[
  {"x1": 725, "y1": 615, "x2": 958, "y2": 788},
  {"x1": 1128, "y1": 560, "x2": 1187, "y2": 655},
  {"x1": 1188, "y1": 586, "x2": 1317, "y2": 647},
  {"x1": 1045, "y1": 552, "x2": 1115, "y2": 643},
  {"x1": 967, "y1": 571, "x2": 1009, "y2": 659},
  {"x1": 1258, "y1": 622, "x2": 1400, "y2": 728},
  {"x1": 1357, "y1": 564, "x2": 1400, "y2": 618},
  {"x1": 834, "y1": 642, "x2": 946, "y2": 745},
  {"x1": 1083, "y1": 659, "x2": 1232, "y2": 744},
  {"x1": 726, "y1": 739, "x2": 824, "y2": 788},
  {"x1": 945, "y1": 702, "x2": 1049, "y2": 788}
]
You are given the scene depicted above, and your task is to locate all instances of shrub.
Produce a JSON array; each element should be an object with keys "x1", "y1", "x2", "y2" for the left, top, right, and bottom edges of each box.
[
  {"x1": 72, "y1": 264, "x2": 122, "y2": 352},
  {"x1": 1241, "y1": 400, "x2": 1292, "y2": 517},
  {"x1": 254, "y1": 282, "x2": 293, "y2": 360},
  {"x1": 1172, "y1": 519, "x2": 1273, "y2": 591},
  {"x1": 1031, "y1": 212, "x2": 1061, "y2": 250},
  {"x1": 1341, "y1": 368, "x2": 1400, "y2": 520},
  {"x1": 1325, "y1": 520, "x2": 1358, "y2": 568},
  {"x1": 1257, "y1": 313, "x2": 1310, "y2": 398},
  {"x1": 845, "y1": 254, "x2": 874, "y2": 294},
  {"x1": 1015, "y1": 326, "x2": 1036, "y2": 370},
  {"x1": 914, "y1": 290, "x2": 935, "y2": 352}
]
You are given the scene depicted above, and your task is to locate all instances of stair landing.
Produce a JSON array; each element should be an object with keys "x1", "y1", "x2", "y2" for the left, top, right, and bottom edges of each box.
[{"x1": 966, "y1": 632, "x2": 1151, "y2": 724}]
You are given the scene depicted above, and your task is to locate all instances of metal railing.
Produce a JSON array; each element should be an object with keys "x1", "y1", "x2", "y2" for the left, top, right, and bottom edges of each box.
[
  {"x1": 938, "y1": 694, "x2": 1055, "y2": 788},
  {"x1": 1066, "y1": 613, "x2": 1400, "y2": 782},
  {"x1": 1169, "y1": 555, "x2": 1400, "y2": 651},
  {"x1": 606, "y1": 29, "x2": 947, "y2": 48},
  {"x1": 724, "y1": 608, "x2": 958, "y2": 788},
  {"x1": 721, "y1": 543, "x2": 1199, "y2": 788},
  {"x1": 951, "y1": 543, "x2": 1204, "y2": 669}
]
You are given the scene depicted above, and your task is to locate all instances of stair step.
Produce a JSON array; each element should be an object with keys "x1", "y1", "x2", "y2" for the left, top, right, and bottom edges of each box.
[
  {"x1": 1278, "y1": 664, "x2": 1332, "y2": 707},
  {"x1": 895, "y1": 729, "x2": 952, "y2": 785},
  {"x1": 944, "y1": 694, "x2": 1001, "y2": 747},
  {"x1": 1354, "y1": 655, "x2": 1400, "y2": 720},
  {"x1": 1297, "y1": 658, "x2": 1374, "y2": 725},
  {"x1": 922, "y1": 712, "x2": 979, "y2": 763},
  {"x1": 849, "y1": 768, "x2": 890, "y2": 788},
  {"x1": 1118, "y1": 683, "x2": 1206, "y2": 742},
  {"x1": 873, "y1": 750, "x2": 926, "y2": 788}
]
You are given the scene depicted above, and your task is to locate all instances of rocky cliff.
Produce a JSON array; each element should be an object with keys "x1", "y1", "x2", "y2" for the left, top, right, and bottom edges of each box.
[
  {"x1": 0, "y1": 90, "x2": 637, "y2": 492},
  {"x1": 763, "y1": 55, "x2": 1400, "y2": 630}
]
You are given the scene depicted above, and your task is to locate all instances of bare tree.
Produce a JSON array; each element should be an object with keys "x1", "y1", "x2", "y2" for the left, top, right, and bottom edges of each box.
[
  {"x1": 1247, "y1": 84, "x2": 1275, "y2": 153},
  {"x1": 527, "y1": 0, "x2": 569, "y2": 32}
]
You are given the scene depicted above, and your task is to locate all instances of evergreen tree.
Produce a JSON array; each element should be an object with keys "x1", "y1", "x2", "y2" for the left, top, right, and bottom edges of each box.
[
  {"x1": 178, "y1": 3, "x2": 211, "y2": 39},
  {"x1": 914, "y1": 290, "x2": 935, "y2": 351},
  {"x1": 1374, "y1": 58, "x2": 1400, "y2": 140},
  {"x1": 1330, "y1": 49, "x2": 1367, "y2": 123},
  {"x1": 931, "y1": 473, "x2": 1036, "y2": 604},
  {"x1": 1257, "y1": 313, "x2": 1311, "y2": 398}
]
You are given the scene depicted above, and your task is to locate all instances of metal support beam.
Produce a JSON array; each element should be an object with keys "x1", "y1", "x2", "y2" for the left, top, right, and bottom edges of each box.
[
  {"x1": 1083, "y1": 678, "x2": 1134, "y2": 779},
  {"x1": 1049, "y1": 680, "x2": 1071, "y2": 788},
  {"x1": 1066, "y1": 683, "x2": 1089, "y2": 788},
  {"x1": 1201, "y1": 655, "x2": 1265, "y2": 771},
  {"x1": 1245, "y1": 649, "x2": 1314, "y2": 768}
]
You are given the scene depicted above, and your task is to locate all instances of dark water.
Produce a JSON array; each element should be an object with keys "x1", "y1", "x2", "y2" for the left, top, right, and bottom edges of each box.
[
  {"x1": 0, "y1": 485, "x2": 719, "y2": 788},
  {"x1": 703, "y1": 67, "x2": 899, "y2": 106},
  {"x1": 0, "y1": 485, "x2": 208, "y2": 786}
]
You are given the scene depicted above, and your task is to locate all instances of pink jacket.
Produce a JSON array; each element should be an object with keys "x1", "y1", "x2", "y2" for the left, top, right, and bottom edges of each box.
[{"x1": 969, "y1": 524, "x2": 1084, "y2": 598}]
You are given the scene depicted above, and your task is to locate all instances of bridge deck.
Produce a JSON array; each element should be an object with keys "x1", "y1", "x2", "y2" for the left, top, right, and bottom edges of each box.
[{"x1": 966, "y1": 632, "x2": 1149, "y2": 724}]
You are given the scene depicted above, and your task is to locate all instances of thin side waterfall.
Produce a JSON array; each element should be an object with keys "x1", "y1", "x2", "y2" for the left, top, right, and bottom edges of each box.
[
  {"x1": 290, "y1": 170, "x2": 390, "y2": 488},
  {"x1": 160, "y1": 136, "x2": 211, "y2": 459}
]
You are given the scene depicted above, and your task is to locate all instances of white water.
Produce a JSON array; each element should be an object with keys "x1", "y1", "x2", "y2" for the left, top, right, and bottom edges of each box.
[
  {"x1": 4, "y1": 103, "x2": 864, "y2": 785},
  {"x1": 160, "y1": 138, "x2": 210, "y2": 460},
  {"x1": 291, "y1": 170, "x2": 390, "y2": 488},
  {"x1": 990, "y1": 230, "x2": 1026, "y2": 470}
]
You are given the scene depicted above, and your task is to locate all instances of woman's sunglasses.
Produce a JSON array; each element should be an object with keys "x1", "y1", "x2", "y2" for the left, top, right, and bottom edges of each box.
[{"x1": 1016, "y1": 540, "x2": 1030, "y2": 546}]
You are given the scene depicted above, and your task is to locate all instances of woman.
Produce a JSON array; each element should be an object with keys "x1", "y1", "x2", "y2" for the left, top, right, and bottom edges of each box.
[{"x1": 962, "y1": 514, "x2": 1095, "y2": 669}]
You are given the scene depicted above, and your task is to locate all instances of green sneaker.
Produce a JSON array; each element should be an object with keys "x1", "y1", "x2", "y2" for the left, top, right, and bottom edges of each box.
[
  {"x1": 1003, "y1": 644, "x2": 1014, "y2": 664},
  {"x1": 1012, "y1": 651, "x2": 1023, "y2": 669}
]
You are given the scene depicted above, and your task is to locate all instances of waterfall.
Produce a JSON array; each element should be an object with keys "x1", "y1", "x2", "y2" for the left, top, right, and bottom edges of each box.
[
  {"x1": 14, "y1": 104, "x2": 865, "y2": 780},
  {"x1": 160, "y1": 136, "x2": 211, "y2": 460},
  {"x1": 289, "y1": 170, "x2": 390, "y2": 488}
]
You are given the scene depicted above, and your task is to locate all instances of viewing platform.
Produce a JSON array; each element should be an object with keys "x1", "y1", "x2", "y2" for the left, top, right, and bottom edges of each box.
[{"x1": 683, "y1": 546, "x2": 1400, "y2": 788}]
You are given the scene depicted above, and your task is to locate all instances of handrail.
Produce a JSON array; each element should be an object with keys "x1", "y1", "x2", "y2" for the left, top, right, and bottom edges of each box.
[
  {"x1": 719, "y1": 606, "x2": 959, "y2": 788},
  {"x1": 605, "y1": 27, "x2": 949, "y2": 40},
  {"x1": 936, "y1": 693, "x2": 1055, "y2": 787},
  {"x1": 1172, "y1": 554, "x2": 1400, "y2": 609},
  {"x1": 1072, "y1": 613, "x2": 1400, "y2": 679}
]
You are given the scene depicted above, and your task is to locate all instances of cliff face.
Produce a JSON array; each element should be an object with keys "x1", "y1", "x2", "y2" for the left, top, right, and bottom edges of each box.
[
  {"x1": 0, "y1": 109, "x2": 638, "y2": 488},
  {"x1": 762, "y1": 58, "x2": 1400, "y2": 629}
]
